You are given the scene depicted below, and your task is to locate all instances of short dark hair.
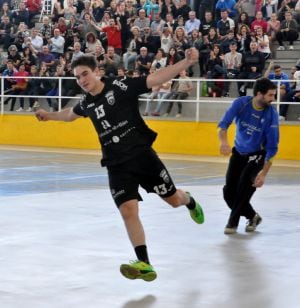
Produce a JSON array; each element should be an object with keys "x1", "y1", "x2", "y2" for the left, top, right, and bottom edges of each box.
[
  {"x1": 253, "y1": 78, "x2": 276, "y2": 96},
  {"x1": 71, "y1": 54, "x2": 97, "y2": 71},
  {"x1": 273, "y1": 64, "x2": 281, "y2": 70}
]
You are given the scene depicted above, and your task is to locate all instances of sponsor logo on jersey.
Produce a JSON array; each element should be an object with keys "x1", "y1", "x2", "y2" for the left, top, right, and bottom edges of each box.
[
  {"x1": 105, "y1": 91, "x2": 115, "y2": 105},
  {"x1": 112, "y1": 79, "x2": 128, "y2": 91},
  {"x1": 160, "y1": 169, "x2": 170, "y2": 183}
]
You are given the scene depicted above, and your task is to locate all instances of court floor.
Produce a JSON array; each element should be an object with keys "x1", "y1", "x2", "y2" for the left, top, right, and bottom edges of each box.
[{"x1": 0, "y1": 146, "x2": 299, "y2": 308}]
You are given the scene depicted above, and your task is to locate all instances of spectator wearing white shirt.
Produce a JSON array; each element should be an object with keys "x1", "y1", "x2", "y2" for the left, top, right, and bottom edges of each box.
[
  {"x1": 30, "y1": 28, "x2": 43, "y2": 52},
  {"x1": 49, "y1": 28, "x2": 65, "y2": 58},
  {"x1": 184, "y1": 11, "x2": 201, "y2": 35}
]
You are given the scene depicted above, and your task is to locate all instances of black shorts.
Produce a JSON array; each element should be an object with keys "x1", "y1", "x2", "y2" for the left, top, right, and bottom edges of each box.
[{"x1": 107, "y1": 148, "x2": 177, "y2": 207}]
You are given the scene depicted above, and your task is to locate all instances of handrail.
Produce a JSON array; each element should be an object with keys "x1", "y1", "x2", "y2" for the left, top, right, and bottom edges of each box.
[{"x1": 1, "y1": 76, "x2": 299, "y2": 122}]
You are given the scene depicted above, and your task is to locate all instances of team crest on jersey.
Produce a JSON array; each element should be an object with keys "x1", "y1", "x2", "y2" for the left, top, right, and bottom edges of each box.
[
  {"x1": 105, "y1": 91, "x2": 115, "y2": 106},
  {"x1": 160, "y1": 169, "x2": 170, "y2": 183}
]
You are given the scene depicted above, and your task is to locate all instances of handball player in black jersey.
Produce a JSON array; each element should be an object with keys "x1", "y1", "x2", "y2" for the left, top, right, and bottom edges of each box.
[{"x1": 35, "y1": 49, "x2": 204, "y2": 282}]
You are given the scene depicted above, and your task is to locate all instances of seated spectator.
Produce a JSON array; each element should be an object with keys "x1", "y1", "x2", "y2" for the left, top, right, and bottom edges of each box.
[
  {"x1": 160, "y1": 1, "x2": 177, "y2": 21},
  {"x1": 266, "y1": 12, "x2": 281, "y2": 44},
  {"x1": 141, "y1": 26, "x2": 160, "y2": 56},
  {"x1": 64, "y1": 0, "x2": 77, "y2": 21},
  {"x1": 39, "y1": 16, "x2": 53, "y2": 45},
  {"x1": 164, "y1": 69, "x2": 193, "y2": 117},
  {"x1": 215, "y1": 0, "x2": 237, "y2": 19},
  {"x1": 56, "y1": 17, "x2": 68, "y2": 38},
  {"x1": 279, "y1": 62, "x2": 300, "y2": 121},
  {"x1": 33, "y1": 45, "x2": 56, "y2": 72},
  {"x1": 277, "y1": 0, "x2": 295, "y2": 21},
  {"x1": 7, "y1": 44, "x2": 22, "y2": 68},
  {"x1": 51, "y1": 0, "x2": 65, "y2": 24},
  {"x1": 122, "y1": 26, "x2": 142, "y2": 70},
  {"x1": 133, "y1": 9, "x2": 150, "y2": 36},
  {"x1": 29, "y1": 28, "x2": 43, "y2": 53},
  {"x1": 151, "y1": 79, "x2": 173, "y2": 116},
  {"x1": 223, "y1": 41, "x2": 242, "y2": 96},
  {"x1": 276, "y1": 11, "x2": 299, "y2": 50},
  {"x1": 150, "y1": 12, "x2": 165, "y2": 37},
  {"x1": 237, "y1": 41, "x2": 265, "y2": 96},
  {"x1": 151, "y1": 48, "x2": 167, "y2": 71},
  {"x1": 235, "y1": 0, "x2": 255, "y2": 22},
  {"x1": 142, "y1": 72, "x2": 160, "y2": 116},
  {"x1": 26, "y1": 0, "x2": 41, "y2": 28},
  {"x1": 12, "y1": 1, "x2": 29, "y2": 28},
  {"x1": 84, "y1": 31, "x2": 102, "y2": 54},
  {"x1": 160, "y1": 26, "x2": 173, "y2": 54},
  {"x1": 172, "y1": 26, "x2": 189, "y2": 57},
  {"x1": 175, "y1": 0, "x2": 191, "y2": 21},
  {"x1": 251, "y1": 10, "x2": 268, "y2": 33},
  {"x1": 21, "y1": 46, "x2": 37, "y2": 72},
  {"x1": 216, "y1": 9, "x2": 235, "y2": 41},
  {"x1": 261, "y1": 0, "x2": 278, "y2": 20},
  {"x1": 71, "y1": 41, "x2": 85, "y2": 62},
  {"x1": 3, "y1": 60, "x2": 17, "y2": 100},
  {"x1": 235, "y1": 12, "x2": 251, "y2": 34},
  {"x1": 100, "y1": 46, "x2": 121, "y2": 77},
  {"x1": 135, "y1": 46, "x2": 152, "y2": 76},
  {"x1": 220, "y1": 29, "x2": 237, "y2": 54},
  {"x1": 253, "y1": 25, "x2": 271, "y2": 59},
  {"x1": 199, "y1": 11, "x2": 217, "y2": 38},
  {"x1": 184, "y1": 10, "x2": 201, "y2": 35},
  {"x1": 14, "y1": 22, "x2": 30, "y2": 52}
]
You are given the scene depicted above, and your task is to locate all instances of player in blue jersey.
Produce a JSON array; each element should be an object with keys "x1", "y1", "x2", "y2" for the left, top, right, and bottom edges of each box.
[{"x1": 218, "y1": 78, "x2": 279, "y2": 234}]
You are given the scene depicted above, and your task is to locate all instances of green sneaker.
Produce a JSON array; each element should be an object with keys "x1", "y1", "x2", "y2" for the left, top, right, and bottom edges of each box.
[
  {"x1": 120, "y1": 260, "x2": 157, "y2": 282},
  {"x1": 186, "y1": 192, "x2": 205, "y2": 224}
]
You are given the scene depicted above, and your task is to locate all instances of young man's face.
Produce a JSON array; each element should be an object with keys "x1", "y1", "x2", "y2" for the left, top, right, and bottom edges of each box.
[{"x1": 74, "y1": 65, "x2": 99, "y2": 93}]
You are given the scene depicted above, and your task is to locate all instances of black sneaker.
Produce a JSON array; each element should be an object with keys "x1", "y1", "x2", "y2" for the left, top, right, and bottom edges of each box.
[{"x1": 245, "y1": 213, "x2": 262, "y2": 232}]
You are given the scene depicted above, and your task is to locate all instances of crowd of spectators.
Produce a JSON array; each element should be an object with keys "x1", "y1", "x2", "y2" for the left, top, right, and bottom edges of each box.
[{"x1": 0, "y1": 0, "x2": 299, "y2": 116}]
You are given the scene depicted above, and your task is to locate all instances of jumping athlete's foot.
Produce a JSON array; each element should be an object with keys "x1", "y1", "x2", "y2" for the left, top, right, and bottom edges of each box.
[
  {"x1": 120, "y1": 260, "x2": 157, "y2": 282},
  {"x1": 224, "y1": 224, "x2": 237, "y2": 235},
  {"x1": 245, "y1": 213, "x2": 262, "y2": 232},
  {"x1": 186, "y1": 192, "x2": 205, "y2": 224}
]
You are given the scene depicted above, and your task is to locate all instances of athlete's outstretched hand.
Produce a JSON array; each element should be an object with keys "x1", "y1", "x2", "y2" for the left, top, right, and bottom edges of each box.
[
  {"x1": 35, "y1": 109, "x2": 51, "y2": 121},
  {"x1": 185, "y1": 47, "x2": 199, "y2": 65}
]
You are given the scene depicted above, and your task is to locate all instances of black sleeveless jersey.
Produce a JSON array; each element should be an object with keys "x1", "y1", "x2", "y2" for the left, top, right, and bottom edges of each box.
[{"x1": 73, "y1": 76, "x2": 157, "y2": 167}]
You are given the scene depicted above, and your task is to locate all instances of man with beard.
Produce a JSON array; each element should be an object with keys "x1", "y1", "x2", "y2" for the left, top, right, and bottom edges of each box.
[{"x1": 218, "y1": 78, "x2": 279, "y2": 235}]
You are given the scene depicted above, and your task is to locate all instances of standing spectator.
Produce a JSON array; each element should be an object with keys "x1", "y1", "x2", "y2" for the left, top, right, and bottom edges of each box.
[
  {"x1": 215, "y1": 0, "x2": 237, "y2": 19},
  {"x1": 261, "y1": 0, "x2": 278, "y2": 20},
  {"x1": 133, "y1": 9, "x2": 150, "y2": 35},
  {"x1": 175, "y1": 0, "x2": 191, "y2": 21},
  {"x1": 150, "y1": 12, "x2": 165, "y2": 37},
  {"x1": 197, "y1": 0, "x2": 215, "y2": 22},
  {"x1": 40, "y1": 16, "x2": 53, "y2": 45},
  {"x1": 218, "y1": 78, "x2": 279, "y2": 234},
  {"x1": 64, "y1": 0, "x2": 77, "y2": 20},
  {"x1": 164, "y1": 12, "x2": 177, "y2": 33},
  {"x1": 150, "y1": 79, "x2": 173, "y2": 116},
  {"x1": 26, "y1": 0, "x2": 41, "y2": 28},
  {"x1": 12, "y1": 1, "x2": 29, "y2": 27},
  {"x1": 266, "y1": 12, "x2": 281, "y2": 44},
  {"x1": 141, "y1": 26, "x2": 160, "y2": 55},
  {"x1": 236, "y1": 24, "x2": 252, "y2": 54},
  {"x1": 160, "y1": 0, "x2": 177, "y2": 21},
  {"x1": 160, "y1": 26, "x2": 173, "y2": 54},
  {"x1": 100, "y1": 18, "x2": 122, "y2": 54},
  {"x1": 164, "y1": 69, "x2": 193, "y2": 117},
  {"x1": 237, "y1": 41, "x2": 265, "y2": 96},
  {"x1": 235, "y1": 12, "x2": 251, "y2": 34},
  {"x1": 276, "y1": 11, "x2": 299, "y2": 50},
  {"x1": 172, "y1": 26, "x2": 189, "y2": 57},
  {"x1": 3, "y1": 60, "x2": 17, "y2": 98},
  {"x1": 24, "y1": 65, "x2": 40, "y2": 112},
  {"x1": 14, "y1": 22, "x2": 30, "y2": 52}
]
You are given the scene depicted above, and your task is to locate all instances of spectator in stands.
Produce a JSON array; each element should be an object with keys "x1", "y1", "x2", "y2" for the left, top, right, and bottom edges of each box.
[
  {"x1": 199, "y1": 11, "x2": 217, "y2": 38},
  {"x1": 24, "y1": 64, "x2": 40, "y2": 112},
  {"x1": 1, "y1": 2, "x2": 12, "y2": 19},
  {"x1": 64, "y1": 0, "x2": 77, "y2": 20},
  {"x1": 261, "y1": 0, "x2": 278, "y2": 21},
  {"x1": 251, "y1": 11, "x2": 268, "y2": 33},
  {"x1": 164, "y1": 13, "x2": 177, "y2": 33},
  {"x1": 150, "y1": 12, "x2": 165, "y2": 37},
  {"x1": 277, "y1": 0, "x2": 296, "y2": 21},
  {"x1": 237, "y1": 41, "x2": 265, "y2": 96},
  {"x1": 276, "y1": 11, "x2": 299, "y2": 50},
  {"x1": 220, "y1": 29, "x2": 236, "y2": 54},
  {"x1": 151, "y1": 48, "x2": 167, "y2": 71},
  {"x1": 215, "y1": 0, "x2": 237, "y2": 19},
  {"x1": 235, "y1": 12, "x2": 251, "y2": 34},
  {"x1": 160, "y1": 26, "x2": 173, "y2": 54},
  {"x1": 143, "y1": 71, "x2": 160, "y2": 116},
  {"x1": 56, "y1": 17, "x2": 68, "y2": 38},
  {"x1": 160, "y1": 0, "x2": 177, "y2": 21},
  {"x1": 295, "y1": 0, "x2": 300, "y2": 24},
  {"x1": 12, "y1": 1, "x2": 29, "y2": 27},
  {"x1": 79, "y1": 0, "x2": 96, "y2": 21},
  {"x1": 236, "y1": 24, "x2": 251, "y2": 54},
  {"x1": 254, "y1": 25, "x2": 271, "y2": 59},
  {"x1": 29, "y1": 28, "x2": 43, "y2": 53},
  {"x1": 91, "y1": 0, "x2": 105, "y2": 23},
  {"x1": 141, "y1": 26, "x2": 160, "y2": 55},
  {"x1": 3, "y1": 60, "x2": 17, "y2": 98},
  {"x1": 184, "y1": 10, "x2": 200, "y2": 35},
  {"x1": 51, "y1": 0, "x2": 65, "y2": 24},
  {"x1": 33, "y1": 45, "x2": 56, "y2": 71},
  {"x1": 100, "y1": 18, "x2": 122, "y2": 54},
  {"x1": 166, "y1": 46, "x2": 182, "y2": 65},
  {"x1": 14, "y1": 22, "x2": 30, "y2": 52},
  {"x1": 77, "y1": 12, "x2": 98, "y2": 40},
  {"x1": 197, "y1": 0, "x2": 215, "y2": 22},
  {"x1": 279, "y1": 62, "x2": 300, "y2": 121},
  {"x1": 134, "y1": 9, "x2": 150, "y2": 36},
  {"x1": 175, "y1": 0, "x2": 191, "y2": 21},
  {"x1": 143, "y1": 0, "x2": 160, "y2": 18},
  {"x1": 48, "y1": 28, "x2": 65, "y2": 59},
  {"x1": 71, "y1": 41, "x2": 84, "y2": 62},
  {"x1": 223, "y1": 41, "x2": 242, "y2": 96},
  {"x1": 9, "y1": 62, "x2": 29, "y2": 112},
  {"x1": 173, "y1": 26, "x2": 189, "y2": 57},
  {"x1": 125, "y1": 0, "x2": 137, "y2": 21},
  {"x1": 122, "y1": 26, "x2": 142, "y2": 70},
  {"x1": 84, "y1": 31, "x2": 102, "y2": 54},
  {"x1": 21, "y1": 45, "x2": 37, "y2": 72},
  {"x1": 65, "y1": 15, "x2": 81, "y2": 50},
  {"x1": 135, "y1": 46, "x2": 152, "y2": 76},
  {"x1": 94, "y1": 43, "x2": 105, "y2": 63},
  {"x1": 164, "y1": 69, "x2": 193, "y2": 117},
  {"x1": 266, "y1": 12, "x2": 281, "y2": 44},
  {"x1": 0, "y1": 15, "x2": 14, "y2": 50},
  {"x1": 100, "y1": 46, "x2": 121, "y2": 77},
  {"x1": 151, "y1": 79, "x2": 173, "y2": 116},
  {"x1": 40, "y1": 16, "x2": 54, "y2": 45},
  {"x1": 114, "y1": 1, "x2": 131, "y2": 54},
  {"x1": 216, "y1": 9, "x2": 235, "y2": 41},
  {"x1": 7, "y1": 44, "x2": 22, "y2": 68}
]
